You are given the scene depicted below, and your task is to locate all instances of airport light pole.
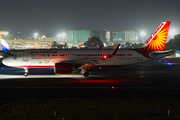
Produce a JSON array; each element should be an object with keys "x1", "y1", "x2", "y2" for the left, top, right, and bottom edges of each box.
[{"x1": 34, "y1": 33, "x2": 38, "y2": 39}]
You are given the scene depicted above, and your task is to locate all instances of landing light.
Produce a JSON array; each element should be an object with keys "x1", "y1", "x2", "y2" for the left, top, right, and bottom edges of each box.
[{"x1": 159, "y1": 60, "x2": 161, "y2": 63}]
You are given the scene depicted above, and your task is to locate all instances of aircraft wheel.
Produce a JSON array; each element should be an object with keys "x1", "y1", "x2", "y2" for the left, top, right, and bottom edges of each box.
[
  {"x1": 84, "y1": 71, "x2": 89, "y2": 77},
  {"x1": 24, "y1": 72, "x2": 28, "y2": 76}
]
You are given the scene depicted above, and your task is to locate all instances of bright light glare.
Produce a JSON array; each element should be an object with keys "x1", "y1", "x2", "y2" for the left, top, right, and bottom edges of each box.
[
  {"x1": 58, "y1": 34, "x2": 61, "y2": 37},
  {"x1": 169, "y1": 29, "x2": 177, "y2": 37},
  {"x1": 140, "y1": 31, "x2": 146, "y2": 36},
  {"x1": 34, "y1": 33, "x2": 38, "y2": 36},
  {"x1": 61, "y1": 33, "x2": 66, "y2": 37},
  {"x1": 34, "y1": 33, "x2": 38, "y2": 38},
  {"x1": 0, "y1": 55, "x2": 3, "y2": 58}
]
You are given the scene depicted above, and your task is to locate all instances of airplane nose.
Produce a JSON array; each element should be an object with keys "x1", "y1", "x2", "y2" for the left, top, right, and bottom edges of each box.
[
  {"x1": 2, "y1": 58, "x2": 7, "y2": 65},
  {"x1": 2, "y1": 57, "x2": 10, "y2": 66}
]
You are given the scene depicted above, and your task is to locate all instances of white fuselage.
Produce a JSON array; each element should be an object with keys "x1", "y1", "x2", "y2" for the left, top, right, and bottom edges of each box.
[{"x1": 2, "y1": 48, "x2": 172, "y2": 68}]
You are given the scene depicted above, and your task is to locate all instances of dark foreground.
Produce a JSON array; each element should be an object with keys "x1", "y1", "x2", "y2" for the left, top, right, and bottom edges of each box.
[{"x1": 0, "y1": 98, "x2": 179, "y2": 119}]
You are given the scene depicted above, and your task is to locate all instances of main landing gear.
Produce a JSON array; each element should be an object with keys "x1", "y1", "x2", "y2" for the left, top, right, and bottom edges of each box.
[
  {"x1": 24, "y1": 67, "x2": 28, "y2": 76},
  {"x1": 81, "y1": 65, "x2": 89, "y2": 77},
  {"x1": 83, "y1": 71, "x2": 89, "y2": 77}
]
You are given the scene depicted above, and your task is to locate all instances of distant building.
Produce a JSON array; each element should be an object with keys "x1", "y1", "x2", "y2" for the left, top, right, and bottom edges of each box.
[
  {"x1": 112, "y1": 31, "x2": 125, "y2": 43},
  {"x1": 125, "y1": 30, "x2": 137, "y2": 43},
  {"x1": 112, "y1": 31, "x2": 139, "y2": 44},
  {"x1": 0, "y1": 31, "x2": 9, "y2": 39},
  {"x1": 105, "y1": 31, "x2": 113, "y2": 42},
  {"x1": 67, "y1": 29, "x2": 141, "y2": 46},
  {"x1": 91, "y1": 30, "x2": 106, "y2": 42},
  {"x1": 67, "y1": 30, "x2": 91, "y2": 46},
  {"x1": 67, "y1": 30, "x2": 106, "y2": 46}
]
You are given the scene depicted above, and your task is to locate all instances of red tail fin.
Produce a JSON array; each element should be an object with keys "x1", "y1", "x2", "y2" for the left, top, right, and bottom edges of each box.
[{"x1": 142, "y1": 21, "x2": 171, "y2": 51}]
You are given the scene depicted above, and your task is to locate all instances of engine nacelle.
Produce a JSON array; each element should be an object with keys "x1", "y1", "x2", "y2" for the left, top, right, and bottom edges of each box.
[{"x1": 55, "y1": 63, "x2": 73, "y2": 74}]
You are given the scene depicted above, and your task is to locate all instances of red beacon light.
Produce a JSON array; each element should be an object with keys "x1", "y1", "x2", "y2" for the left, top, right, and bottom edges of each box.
[{"x1": 103, "y1": 55, "x2": 108, "y2": 59}]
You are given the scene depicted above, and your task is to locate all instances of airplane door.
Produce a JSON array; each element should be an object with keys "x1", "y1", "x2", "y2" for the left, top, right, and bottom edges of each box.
[
  {"x1": 137, "y1": 51, "x2": 142, "y2": 61},
  {"x1": 23, "y1": 51, "x2": 28, "y2": 61}
]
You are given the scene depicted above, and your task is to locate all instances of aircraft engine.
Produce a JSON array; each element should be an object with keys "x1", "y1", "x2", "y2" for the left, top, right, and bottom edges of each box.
[{"x1": 55, "y1": 63, "x2": 73, "y2": 74}]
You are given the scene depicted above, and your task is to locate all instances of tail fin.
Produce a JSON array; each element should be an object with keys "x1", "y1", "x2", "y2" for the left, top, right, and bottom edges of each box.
[
  {"x1": 142, "y1": 21, "x2": 171, "y2": 51},
  {"x1": 78, "y1": 43, "x2": 82, "y2": 47},
  {"x1": 1, "y1": 39, "x2": 10, "y2": 52}
]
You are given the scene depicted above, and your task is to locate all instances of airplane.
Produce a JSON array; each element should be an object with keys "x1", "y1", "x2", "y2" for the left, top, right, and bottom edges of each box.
[{"x1": 1, "y1": 21, "x2": 174, "y2": 77}]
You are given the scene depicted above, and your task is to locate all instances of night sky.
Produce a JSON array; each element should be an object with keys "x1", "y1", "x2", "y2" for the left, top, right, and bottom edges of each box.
[{"x1": 0, "y1": 0, "x2": 180, "y2": 39}]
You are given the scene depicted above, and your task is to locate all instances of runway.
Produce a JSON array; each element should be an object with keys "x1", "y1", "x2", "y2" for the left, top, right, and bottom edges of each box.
[{"x1": 0, "y1": 58, "x2": 180, "y2": 100}]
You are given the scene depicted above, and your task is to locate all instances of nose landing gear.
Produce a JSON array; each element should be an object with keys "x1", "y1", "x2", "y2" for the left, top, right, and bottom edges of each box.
[{"x1": 24, "y1": 67, "x2": 28, "y2": 76}]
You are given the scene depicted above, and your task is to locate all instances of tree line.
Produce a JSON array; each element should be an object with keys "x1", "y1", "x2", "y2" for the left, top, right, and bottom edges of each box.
[{"x1": 165, "y1": 34, "x2": 180, "y2": 51}]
